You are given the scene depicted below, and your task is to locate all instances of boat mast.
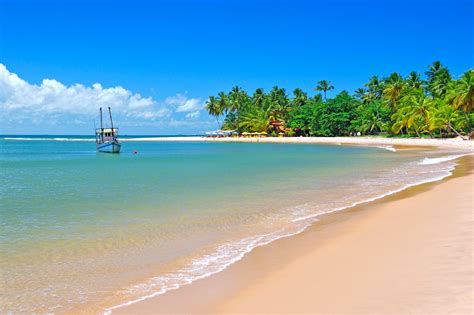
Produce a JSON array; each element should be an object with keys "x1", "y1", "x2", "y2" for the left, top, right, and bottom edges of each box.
[
  {"x1": 100, "y1": 107, "x2": 105, "y2": 142},
  {"x1": 108, "y1": 107, "x2": 115, "y2": 138}
]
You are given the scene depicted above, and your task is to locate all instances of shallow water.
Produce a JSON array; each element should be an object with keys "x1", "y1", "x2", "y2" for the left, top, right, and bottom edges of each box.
[{"x1": 0, "y1": 136, "x2": 468, "y2": 313}]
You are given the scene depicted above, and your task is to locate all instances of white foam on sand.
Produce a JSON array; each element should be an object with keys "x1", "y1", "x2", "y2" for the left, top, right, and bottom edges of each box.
[
  {"x1": 103, "y1": 225, "x2": 308, "y2": 315},
  {"x1": 376, "y1": 145, "x2": 397, "y2": 152},
  {"x1": 419, "y1": 154, "x2": 469, "y2": 165}
]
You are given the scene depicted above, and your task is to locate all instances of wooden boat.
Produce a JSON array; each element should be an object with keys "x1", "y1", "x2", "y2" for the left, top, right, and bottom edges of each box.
[{"x1": 96, "y1": 107, "x2": 121, "y2": 153}]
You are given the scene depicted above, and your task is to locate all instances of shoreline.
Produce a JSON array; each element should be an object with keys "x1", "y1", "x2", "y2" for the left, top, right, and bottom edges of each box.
[
  {"x1": 122, "y1": 136, "x2": 474, "y2": 150},
  {"x1": 3, "y1": 135, "x2": 473, "y2": 150},
  {"x1": 112, "y1": 155, "x2": 473, "y2": 314}
]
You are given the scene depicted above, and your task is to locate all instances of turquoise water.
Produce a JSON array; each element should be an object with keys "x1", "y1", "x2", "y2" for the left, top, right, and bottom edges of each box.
[{"x1": 0, "y1": 136, "x2": 462, "y2": 313}]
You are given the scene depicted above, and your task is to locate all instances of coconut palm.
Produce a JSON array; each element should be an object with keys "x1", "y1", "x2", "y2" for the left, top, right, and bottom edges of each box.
[
  {"x1": 446, "y1": 69, "x2": 473, "y2": 113},
  {"x1": 430, "y1": 100, "x2": 468, "y2": 139},
  {"x1": 354, "y1": 87, "x2": 380, "y2": 105},
  {"x1": 425, "y1": 61, "x2": 452, "y2": 97},
  {"x1": 268, "y1": 86, "x2": 290, "y2": 120},
  {"x1": 229, "y1": 86, "x2": 248, "y2": 113},
  {"x1": 205, "y1": 96, "x2": 222, "y2": 128},
  {"x1": 406, "y1": 71, "x2": 423, "y2": 89},
  {"x1": 312, "y1": 93, "x2": 323, "y2": 103},
  {"x1": 314, "y1": 80, "x2": 334, "y2": 101},
  {"x1": 222, "y1": 111, "x2": 238, "y2": 130},
  {"x1": 238, "y1": 106, "x2": 271, "y2": 132},
  {"x1": 354, "y1": 88, "x2": 366, "y2": 100},
  {"x1": 390, "y1": 109, "x2": 409, "y2": 135},
  {"x1": 360, "y1": 112, "x2": 385, "y2": 134},
  {"x1": 217, "y1": 91, "x2": 229, "y2": 114},
  {"x1": 383, "y1": 73, "x2": 405, "y2": 110},
  {"x1": 292, "y1": 88, "x2": 308, "y2": 106},
  {"x1": 365, "y1": 75, "x2": 383, "y2": 99},
  {"x1": 252, "y1": 88, "x2": 266, "y2": 108},
  {"x1": 401, "y1": 89, "x2": 433, "y2": 137},
  {"x1": 363, "y1": 91, "x2": 378, "y2": 104},
  {"x1": 426, "y1": 61, "x2": 442, "y2": 80}
]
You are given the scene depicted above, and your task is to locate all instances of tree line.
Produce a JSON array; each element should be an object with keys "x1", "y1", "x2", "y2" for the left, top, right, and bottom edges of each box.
[{"x1": 205, "y1": 61, "x2": 473, "y2": 139}]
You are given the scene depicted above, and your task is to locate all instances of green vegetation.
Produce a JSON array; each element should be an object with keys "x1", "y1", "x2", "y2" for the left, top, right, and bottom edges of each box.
[{"x1": 205, "y1": 62, "x2": 473, "y2": 139}]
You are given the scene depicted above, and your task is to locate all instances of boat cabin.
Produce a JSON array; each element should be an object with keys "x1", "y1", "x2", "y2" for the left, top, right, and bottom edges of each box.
[{"x1": 95, "y1": 128, "x2": 119, "y2": 144}]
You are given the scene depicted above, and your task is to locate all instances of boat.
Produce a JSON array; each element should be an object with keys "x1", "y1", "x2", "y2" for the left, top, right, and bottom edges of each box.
[{"x1": 95, "y1": 107, "x2": 121, "y2": 153}]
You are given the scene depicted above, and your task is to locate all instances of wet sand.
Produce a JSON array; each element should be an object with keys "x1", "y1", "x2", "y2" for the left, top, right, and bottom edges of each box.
[{"x1": 114, "y1": 156, "x2": 473, "y2": 314}]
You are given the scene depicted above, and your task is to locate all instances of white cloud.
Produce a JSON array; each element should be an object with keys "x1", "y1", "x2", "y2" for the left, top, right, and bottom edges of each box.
[
  {"x1": 185, "y1": 111, "x2": 200, "y2": 120},
  {"x1": 165, "y1": 93, "x2": 203, "y2": 112},
  {"x1": 0, "y1": 64, "x2": 169, "y2": 121},
  {"x1": 0, "y1": 64, "x2": 213, "y2": 133},
  {"x1": 127, "y1": 108, "x2": 171, "y2": 120}
]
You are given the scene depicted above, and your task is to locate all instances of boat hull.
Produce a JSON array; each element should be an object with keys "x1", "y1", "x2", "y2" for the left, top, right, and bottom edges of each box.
[{"x1": 97, "y1": 141, "x2": 121, "y2": 153}]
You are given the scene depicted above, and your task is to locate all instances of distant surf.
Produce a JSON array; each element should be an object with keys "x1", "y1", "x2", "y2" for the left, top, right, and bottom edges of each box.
[{"x1": 2, "y1": 137, "x2": 95, "y2": 142}]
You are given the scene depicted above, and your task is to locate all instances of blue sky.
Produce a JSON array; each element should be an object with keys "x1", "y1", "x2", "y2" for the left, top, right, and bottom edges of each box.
[{"x1": 0, "y1": 0, "x2": 472, "y2": 134}]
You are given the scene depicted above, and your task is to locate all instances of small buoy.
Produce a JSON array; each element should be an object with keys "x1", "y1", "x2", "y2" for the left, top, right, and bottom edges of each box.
[{"x1": 133, "y1": 150, "x2": 138, "y2": 154}]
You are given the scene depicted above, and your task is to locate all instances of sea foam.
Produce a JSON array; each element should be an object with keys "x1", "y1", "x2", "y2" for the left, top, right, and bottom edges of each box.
[
  {"x1": 376, "y1": 145, "x2": 397, "y2": 152},
  {"x1": 419, "y1": 154, "x2": 468, "y2": 165}
]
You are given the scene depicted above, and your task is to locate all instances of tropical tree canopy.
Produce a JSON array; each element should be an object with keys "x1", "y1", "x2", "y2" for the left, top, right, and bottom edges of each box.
[{"x1": 205, "y1": 62, "x2": 472, "y2": 139}]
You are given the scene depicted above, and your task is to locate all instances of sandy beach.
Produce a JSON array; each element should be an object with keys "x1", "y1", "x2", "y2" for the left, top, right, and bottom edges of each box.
[
  {"x1": 115, "y1": 155, "x2": 473, "y2": 314},
  {"x1": 123, "y1": 136, "x2": 474, "y2": 150}
]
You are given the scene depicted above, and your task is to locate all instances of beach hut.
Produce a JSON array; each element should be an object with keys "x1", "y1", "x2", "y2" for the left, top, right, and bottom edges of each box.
[{"x1": 270, "y1": 120, "x2": 285, "y2": 133}]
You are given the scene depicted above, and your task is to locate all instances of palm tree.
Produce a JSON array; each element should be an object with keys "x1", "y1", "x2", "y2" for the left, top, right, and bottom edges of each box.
[
  {"x1": 314, "y1": 80, "x2": 334, "y2": 101},
  {"x1": 222, "y1": 111, "x2": 238, "y2": 130},
  {"x1": 360, "y1": 112, "x2": 385, "y2": 135},
  {"x1": 229, "y1": 86, "x2": 247, "y2": 113},
  {"x1": 446, "y1": 69, "x2": 473, "y2": 113},
  {"x1": 363, "y1": 91, "x2": 377, "y2": 104},
  {"x1": 390, "y1": 110, "x2": 409, "y2": 135},
  {"x1": 365, "y1": 75, "x2": 383, "y2": 99},
  {"x1": 401, "y1": 89, "x2": 433, "y2": 137},
  {"x1": 430, "y1": 100, "x2": 468, "y2": 139},
  {"x1": 425, "y1": 61, "x2": 443, "y2": 83},
  {"x1": 238, "y1": 106, "x2": 271, "y2": 132},
  {"x1": 406, "y1": 71, "x2": 423, "y2": 89},
  {"x1": 252, "y1": 88, "x2": 265, "y2": 108},
  {"x1": 268, "y1": 86, "x2": 290, "y2": 120},
  {"x1": 292, "y1": 88, "x2": 308, "y2": 106},
  {"x1": 425, "y1": 61, "x2": 452, "y2": 97},
  {"x1": 354, "y1": 88, "x2": 366, "y2": 100},
  {"x1": 217, "y1": 91, "x2": 229, "y2": 115},
  {"x1": 205, "y1": 96, "x2": 222, "y2": 128},
  {"x1": 383, "y1": 73, "x2": 405, "y2": 111},
  {"x1": 312, "y1": 93, "x2": 323, "y2": 103}
]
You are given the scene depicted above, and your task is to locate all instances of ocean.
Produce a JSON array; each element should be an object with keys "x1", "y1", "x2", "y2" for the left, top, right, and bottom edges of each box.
[{"x1": 0, "y1": 136, "x2": 467, "y2": 313}]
